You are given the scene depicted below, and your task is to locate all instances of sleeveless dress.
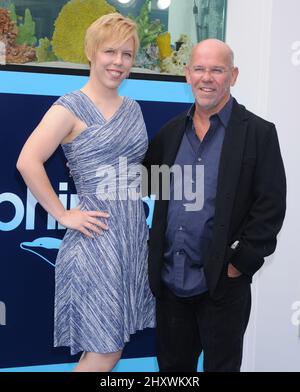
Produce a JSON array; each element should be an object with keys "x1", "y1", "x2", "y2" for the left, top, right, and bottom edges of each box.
[{"x1": 53, "y1": 90, "x2": 155, "y2": 355}]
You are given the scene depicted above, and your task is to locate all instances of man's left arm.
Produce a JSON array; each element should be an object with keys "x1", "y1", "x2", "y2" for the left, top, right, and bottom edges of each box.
[{"x1": 227, "y1": 124, "x2": 287, "y2": 277}]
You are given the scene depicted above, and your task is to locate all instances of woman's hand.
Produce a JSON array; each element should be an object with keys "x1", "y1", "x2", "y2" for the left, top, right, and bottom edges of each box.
[{"x1": 58, "y1": 207, "x2": 109, "y2": 238}]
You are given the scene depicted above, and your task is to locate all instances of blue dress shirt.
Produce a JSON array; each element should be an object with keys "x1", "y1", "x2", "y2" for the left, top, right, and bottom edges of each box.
[{"x1": 162, "y1": 97, "x2": 233, "y2": 297}]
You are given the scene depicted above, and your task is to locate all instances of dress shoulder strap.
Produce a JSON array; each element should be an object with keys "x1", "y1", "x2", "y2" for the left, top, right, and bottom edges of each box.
[{"x1": 53, "y1": 90, "x2": 96, "y2": 127}]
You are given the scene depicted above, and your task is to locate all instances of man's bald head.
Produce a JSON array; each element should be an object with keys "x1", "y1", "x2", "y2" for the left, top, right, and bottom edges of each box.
[{"x1": 189, "y1": 39, "x2": 234, "y2": 68}]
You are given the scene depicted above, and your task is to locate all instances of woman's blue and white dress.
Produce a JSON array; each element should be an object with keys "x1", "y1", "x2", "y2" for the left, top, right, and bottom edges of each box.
[{"x1": 53, "y1": 90, "x2": 155, "y2": 355}]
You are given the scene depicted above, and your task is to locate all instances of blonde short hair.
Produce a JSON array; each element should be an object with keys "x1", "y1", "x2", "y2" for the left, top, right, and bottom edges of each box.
[{"x1": 85, "y1": 13, "x2": 139, "y2": 61}]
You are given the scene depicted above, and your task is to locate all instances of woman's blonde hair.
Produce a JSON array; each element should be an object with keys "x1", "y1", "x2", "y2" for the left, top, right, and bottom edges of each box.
[{"x1": 85, "y1": 13, "x2": 139, "y2": 61}]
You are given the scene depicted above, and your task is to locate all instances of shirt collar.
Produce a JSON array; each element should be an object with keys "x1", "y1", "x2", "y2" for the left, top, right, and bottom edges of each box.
[{"x1": 186, "y1": 95, "x2": 233, "y2": 128}]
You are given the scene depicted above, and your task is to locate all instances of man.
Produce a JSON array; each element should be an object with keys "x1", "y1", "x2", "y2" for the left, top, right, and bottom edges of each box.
[{"x1": 143, "y1": 39, "x2": 286, "y2": 372}]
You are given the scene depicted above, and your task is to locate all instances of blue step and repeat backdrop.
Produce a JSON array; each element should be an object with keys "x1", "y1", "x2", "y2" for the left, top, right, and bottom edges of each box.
[{"x1": 0, "y1": 70, "x2": 195, "y2": 371}]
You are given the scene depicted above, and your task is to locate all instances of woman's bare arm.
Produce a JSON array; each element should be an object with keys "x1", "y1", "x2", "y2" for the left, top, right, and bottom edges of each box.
[{"x1": 17, "y1": 105, "x2": 108, "y2": 237}]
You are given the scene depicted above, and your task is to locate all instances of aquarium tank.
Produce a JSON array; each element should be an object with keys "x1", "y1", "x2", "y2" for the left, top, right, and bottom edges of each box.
[{"x1": 0, "y1": 0, "x2": 227, "y2": 79}]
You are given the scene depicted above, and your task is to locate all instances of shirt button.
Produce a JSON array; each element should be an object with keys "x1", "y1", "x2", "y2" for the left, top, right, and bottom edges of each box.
[
  {"x1": 191, "y1": 179, "x2": 195, "y2": 183},
  {"x1": 178, "y1": 226, "x2": 183, "y2": 231},
  {"x1": 197, "y1": 157, "x2": 201, "y2": 162}
]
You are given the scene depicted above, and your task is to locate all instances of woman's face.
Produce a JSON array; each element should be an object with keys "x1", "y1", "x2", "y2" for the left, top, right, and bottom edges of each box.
[{"x1": 90, "y1": 37, "x2": 135, "y2": 90}]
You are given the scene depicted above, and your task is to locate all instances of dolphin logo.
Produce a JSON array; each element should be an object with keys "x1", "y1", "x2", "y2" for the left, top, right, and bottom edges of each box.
[{"x1": 20, "y1": 237, "x2": 62, "y2": 267}]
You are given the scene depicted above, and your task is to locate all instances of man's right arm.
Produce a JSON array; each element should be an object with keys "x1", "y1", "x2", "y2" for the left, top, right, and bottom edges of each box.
[{"x1": 226, "y1": 124, "x2": 286, "y2": 277}]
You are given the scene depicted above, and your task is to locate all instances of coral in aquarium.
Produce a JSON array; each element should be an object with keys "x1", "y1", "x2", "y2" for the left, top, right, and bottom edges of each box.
[
  {"x1": 52, "y1": 0, "x2": 115, "y2": 64},
  {"x1": 7, "y1": 2, "x2": 16, "y2": 22},
  {"x1": 0, "y1": 7, "x2": 36, "y2": 63},
  {"x1": 160, "y1": 34, "x2": 192, "y2": 75},
  {"x1": 135, "y1": 42, "x2": 160, "y2": 72},
  {"x1": 0, "y1": 7, "x2": 17, "y2": 43},
  {"x1": 156, "y1": 32, "x2": 172, "y2": 60},
  {"x1": 36, "y1": 37, "x2": 58, "y2": 63},
  {"x1": 131, "y1": 0, "x2": 164, "y2": 49},
  {"x1": 129, "y1": 0, "x2": 162, "y2": 71},
  {"x1": 16, "y1": 8, "x2": 37, "y2": 46}
]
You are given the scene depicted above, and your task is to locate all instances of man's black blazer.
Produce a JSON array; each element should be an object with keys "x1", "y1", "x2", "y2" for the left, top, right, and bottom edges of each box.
[{"x1": 143, "y1": 98, "x2": 286, "y2": 298}]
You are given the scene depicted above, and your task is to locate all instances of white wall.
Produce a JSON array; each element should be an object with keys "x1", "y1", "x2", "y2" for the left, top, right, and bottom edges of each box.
[{"x1": 226, "y1": 0, "x2": 300, "y2": 372}]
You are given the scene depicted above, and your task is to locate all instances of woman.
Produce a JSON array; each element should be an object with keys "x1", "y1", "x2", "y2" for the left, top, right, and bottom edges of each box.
[{"x1": 17, "y1": 13, "x2": 155, "y2": 372}]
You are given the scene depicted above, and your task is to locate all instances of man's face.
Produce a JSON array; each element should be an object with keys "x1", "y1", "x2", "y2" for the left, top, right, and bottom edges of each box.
[{"x1": 185, "y1": 43, "x2": 238, "y2": 115}]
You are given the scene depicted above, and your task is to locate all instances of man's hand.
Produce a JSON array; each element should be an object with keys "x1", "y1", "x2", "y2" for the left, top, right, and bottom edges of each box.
[{"x1": 227, "y1": 263, "x2": 242, "y2": 278}]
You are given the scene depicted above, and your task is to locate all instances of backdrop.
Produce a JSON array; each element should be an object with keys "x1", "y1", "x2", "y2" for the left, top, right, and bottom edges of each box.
[{"x1": 0, "y1": 72, "x2": 194, "y2": 371}]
